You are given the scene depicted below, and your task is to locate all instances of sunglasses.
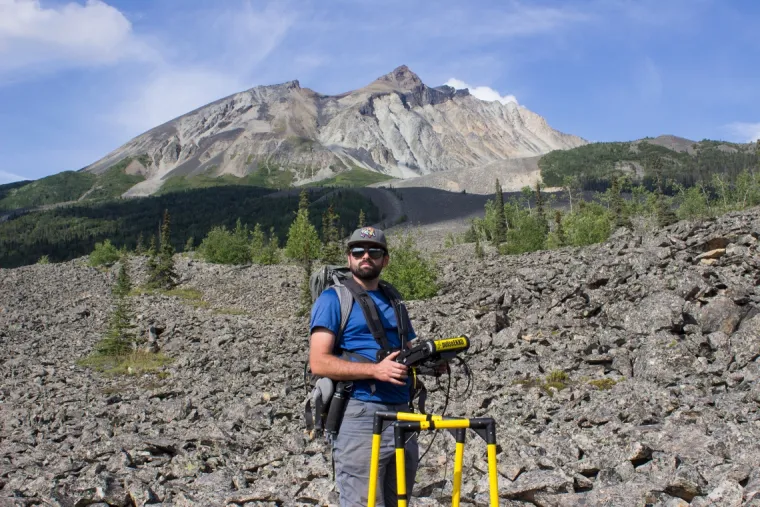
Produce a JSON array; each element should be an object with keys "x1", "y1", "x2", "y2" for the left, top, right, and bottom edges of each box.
[{"x1": 349, "y1": 247, "x2": 387, "y2": 260}]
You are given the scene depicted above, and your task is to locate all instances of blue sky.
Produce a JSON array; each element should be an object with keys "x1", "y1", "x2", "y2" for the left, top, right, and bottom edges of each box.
[{"x1": 1, "y1": 0, "x2": 759, "y2": 183}]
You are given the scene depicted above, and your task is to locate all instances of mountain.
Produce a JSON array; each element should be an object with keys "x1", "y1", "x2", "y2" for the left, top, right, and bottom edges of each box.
[{"x1": 84, "y1": 65, "x2": 586, "y2": 196}]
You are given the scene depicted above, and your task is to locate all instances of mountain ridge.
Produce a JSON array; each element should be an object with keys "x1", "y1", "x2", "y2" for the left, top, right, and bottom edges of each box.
[{"x1": 84, "y1": 66, "x2": 586, "y2": 196}]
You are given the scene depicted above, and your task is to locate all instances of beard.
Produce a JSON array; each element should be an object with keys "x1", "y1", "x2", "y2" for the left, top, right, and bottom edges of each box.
[{"x1": 350, "y1": 261, "x2": 382, "y2": 281}]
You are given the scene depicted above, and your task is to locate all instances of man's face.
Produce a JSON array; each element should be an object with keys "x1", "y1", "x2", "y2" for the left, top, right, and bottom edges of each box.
[{"x1": 347, "y1": 243, "x2": 388, "y2": 281}]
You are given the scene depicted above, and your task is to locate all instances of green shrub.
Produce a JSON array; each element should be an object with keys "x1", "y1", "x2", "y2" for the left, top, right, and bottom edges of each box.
[
  {"x1": 37, "y1": 255, "x2": 50, "y2": 264},
  {"x1": 256, "y1": 226, "x2": 280, "y2": 265},
  {"x1": 89, "y1": 239, "x2": 121, "y2": 266},
  {"x1": 563, "y1": 202, "x2": 612, "y2": 246},
  {"x1": 502, "y1": 213, "x2": 548, "y2": 255},
  {"x1": 675, "y1": 185, "x2": 710, "y2": 220},
  {"x1": 474, "y1": 236, "x2": 484, "y2": 259},
  {"x1": 382, "y1": 232, "x2": 438, "y2": 300},
  {"x1": 199, "y1": 224, "x2": 251, "y2": 264}
]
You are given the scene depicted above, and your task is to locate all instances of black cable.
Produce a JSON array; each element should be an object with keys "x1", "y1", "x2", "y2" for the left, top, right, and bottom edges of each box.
[{"x1": 416, "y1": 363, "x2": 452, "y2": 464}]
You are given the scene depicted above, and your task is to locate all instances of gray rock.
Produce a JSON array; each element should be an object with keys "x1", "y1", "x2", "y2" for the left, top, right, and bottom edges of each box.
[
  {"x1": 690, "y1": 479, "x2": 744, "y2": 507},
  {"x1": 2, "y1": 208, "x2": 759, "y2": 506},
  {"x1": 698, "y1": 296, "x2": 744, "y2": 334}
]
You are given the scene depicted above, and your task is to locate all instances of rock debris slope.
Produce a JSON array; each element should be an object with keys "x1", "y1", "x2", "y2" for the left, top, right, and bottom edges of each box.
[
  {"x1": 83, "y1": 66, "x2": 585, "y2": 196},
  {"x1": 1, "y1": 208, "x2": 759, "y2": 506}
]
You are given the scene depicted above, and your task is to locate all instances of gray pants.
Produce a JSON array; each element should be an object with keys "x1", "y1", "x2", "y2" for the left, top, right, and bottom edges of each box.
[{"x1": 333, "y1": 399, "x2": 419, "y2": 507}]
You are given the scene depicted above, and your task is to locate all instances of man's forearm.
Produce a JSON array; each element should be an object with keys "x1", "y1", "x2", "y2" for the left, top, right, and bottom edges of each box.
[{"x1": 312, "y1": 355, "x2": 376, "y2": 381}]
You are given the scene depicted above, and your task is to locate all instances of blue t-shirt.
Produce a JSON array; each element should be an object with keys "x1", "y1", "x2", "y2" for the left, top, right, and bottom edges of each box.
[{"x1": 310, "y1": 287, "x2": 416, "y2": 404}]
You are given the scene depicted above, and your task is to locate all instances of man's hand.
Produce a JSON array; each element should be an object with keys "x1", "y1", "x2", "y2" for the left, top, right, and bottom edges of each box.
[{"x1": 372, "y1": 351, "x2": 408, "y2": 385}]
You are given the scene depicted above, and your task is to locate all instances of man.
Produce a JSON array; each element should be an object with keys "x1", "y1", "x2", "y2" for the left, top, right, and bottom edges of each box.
[{"x1": 309, "y1": 226, "x2": 418, "y2": 506}]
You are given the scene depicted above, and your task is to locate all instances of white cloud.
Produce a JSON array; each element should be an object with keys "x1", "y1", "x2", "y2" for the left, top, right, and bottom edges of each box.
[
  {"x1": 444, "y1": 78, "x2": 518, "y2": 105},
  {"x1": 413, "y1": 3, "x2": 588, "y2": 40},
  {"x1": 110, "y1": 2, "x2": 295, "y2": 134},
  {"x1": 113, "y1": 68, "x2": 247, "y2": 133},
  {"x1": 0, "y1": 0, "x2": 155, "y2": 75},
  {"x1": 0, "y1": 169, "x2": 27, "y2": 184},
  {"x1": 725, "y1": 122, "x2": 760, "y2": 143}
]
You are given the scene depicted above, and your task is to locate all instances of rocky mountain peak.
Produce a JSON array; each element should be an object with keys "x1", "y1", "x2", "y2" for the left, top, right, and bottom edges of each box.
[
  {"x1": 372, "y1": 64, "x2": 424, "y2": 91},
  {"x1": 84, "y1": 65, "x2": 586, "y2": 195}
]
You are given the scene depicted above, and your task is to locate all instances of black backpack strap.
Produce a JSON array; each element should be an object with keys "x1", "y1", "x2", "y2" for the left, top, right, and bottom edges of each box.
[
  {"x1": 378, "y1": 281, "x2": 410, "y2": 349},
  {"x1": 342, "y1": 278, "x2": 392, "y2": 352}
]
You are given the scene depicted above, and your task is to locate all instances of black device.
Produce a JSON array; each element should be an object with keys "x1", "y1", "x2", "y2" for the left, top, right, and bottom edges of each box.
[
  {"x1": 324, "y1": 381, "x2": 353, "y2": 439},
  {"x1": 376, "y1": 336, "x2": 470, "y2": 374}
]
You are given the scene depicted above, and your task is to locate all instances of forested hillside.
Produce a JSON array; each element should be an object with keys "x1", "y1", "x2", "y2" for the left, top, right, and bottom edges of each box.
[
  {"x1": 0, "y1": 158, "x2": 146, "y2": 211},
  {"x1": 0, "y1": 186, "x2": 378, "y2": 268},
  {"x1": 540, "y1": 138, "x2": 759, "y2": 191}
]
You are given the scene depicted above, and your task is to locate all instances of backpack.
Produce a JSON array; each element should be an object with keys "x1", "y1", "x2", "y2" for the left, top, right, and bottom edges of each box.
[{"x1": 304, "y1": 265, "x2": 411, "y2": 439}]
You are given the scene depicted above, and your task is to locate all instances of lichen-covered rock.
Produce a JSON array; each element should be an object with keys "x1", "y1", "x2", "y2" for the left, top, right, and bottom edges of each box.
[{"x1": 1, "y1": 207, "x2": 759, "y2": 505}]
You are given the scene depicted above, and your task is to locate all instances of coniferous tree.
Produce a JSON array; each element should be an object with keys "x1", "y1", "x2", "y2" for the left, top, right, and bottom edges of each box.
[
  {"x1": 492, "y1": 178, "x2": 507, "y2": 246},
  {"x1": 554, "y1": 211, "x2": 566, "y2": 246},
  {"x1": 251, "y1": 223, "x2": 266, "y2": 263},
  {"x1": 113, "y1": 261, "x2": 132, "y2": 298},
  {"x1": 655, "y1": 191, "x2": 677, "y2": 227},
  {"x1": 358, "y1": 209, "x2": 366, "y2": 228},
  {"x1": 609, "y1": 177, "x2": 631, "y2": 228},
  {"x1": 135, "y1": 233, "x2": 145, "y2": 255},
  {"x1": 321, "y1": 204, "x2": 342, "y2": 264},
  {"x1": 286, "y1": 190, "x2": 321, "y2": 312},
  {"x1": 474, "y1": 235, "x2": 484, "y2": 259},
  {"x1": 534, "y1": 181, "x2": 548, "y2": 233},
  {"x1": 98, "y1": 262, "x2": 135, "y2": 356},
  {"x1": 259, "y1": 226, "x2": 280, "y2": 265},
  {"x1": 463, "y1": 223, "x2": 478, "y2": 243},
  {"x1": 147, "y1": 209, "x2": 178, "y2": 289},
  {"x1": 184, "y1": 236, "x2": 195, "y2": 253},
  {"x1": 147, "y1": 236, "x2": 157, "y2": 257}
]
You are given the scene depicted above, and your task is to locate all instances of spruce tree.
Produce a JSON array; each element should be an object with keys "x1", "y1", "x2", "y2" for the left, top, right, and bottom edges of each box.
[
  {"x1": 655, "y1": 191, "x2": 677, "y2": 227},
  {"x1": 147, "y1": 236, "x2": 157, "y2": 257},
  {"x1": 98, "y1": 262, "x2": 135, "y2": 356},
  {"x1": 146, "y1": 236, "x2": 158, "y2": 280},
  {"x1": 113, "y1": 262, "x2": 132, "y2": 298},
  {"x1": 358, "y1": 209, "x2": 366, "y2": 228},
  {"x1": 474, "y1": 235, "x2": 484, "y2": 259},
  {"x1": 492, "y1": 179, "x2": 507, "y2": 246},
  {"x1": 610, "y1": 177, "x2": 631, "y2": 228},
  {"x1": 135, "y1": 233, "x2": 145, "y2": 255},
  {"x1": 147, "y1": 210, "x2": 178, "y2": 289},
  {"x1": 321, "y1": 204, "x2": 342, "y2": 264},
  {"x1": 260, "y1": 227, "x2": 280, "y2": 265},
  {"x1": 251, "y1": 223, "x2": 266, "y2": 263},
  {"x1": 286, "y1": 190, "x2": 321, "y2": 313},
  {"x1": 554, "y1": 211, "x2": 566, "y2": 246},
  {"x1": 534, "y1": 181, "x2": 548, "y2": 233},
  {"x1": 184, "y1": 236, "x2": 195, "y2": 253}
]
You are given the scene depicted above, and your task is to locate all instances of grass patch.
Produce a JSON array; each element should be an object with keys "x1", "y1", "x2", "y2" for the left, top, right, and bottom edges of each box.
[
  {"x1": 87, "y1": 163, "x2": 145, "y2": 201},
  {"x1": 588, "y1": 378, "x2": 622, "y2": 390},
  {"x1": 512, "y1": 370, "x2": 570, "y2": 397},
  {"x1": 158, "y1": 167, "x2": 295, "y2": 194},
  {"x1": 309, "y1": 167, "x2": 394, "y2": 187},
  {"x1": 79, "y1": 350, "x2": 173, "y2": 375}
]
